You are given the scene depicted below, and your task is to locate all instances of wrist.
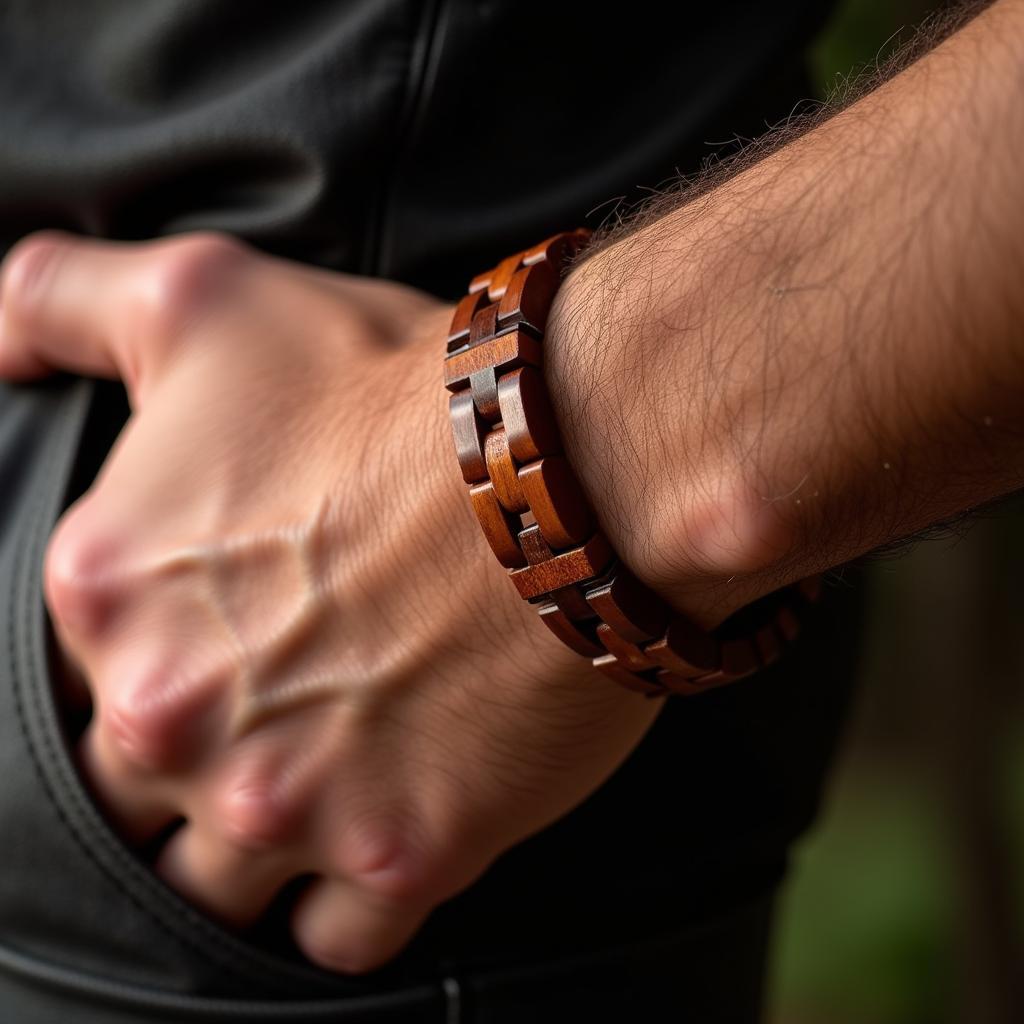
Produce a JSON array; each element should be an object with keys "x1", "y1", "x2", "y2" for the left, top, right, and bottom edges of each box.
[{"x1": 544, "y1": 229, "x2": 804, "y2": 628}]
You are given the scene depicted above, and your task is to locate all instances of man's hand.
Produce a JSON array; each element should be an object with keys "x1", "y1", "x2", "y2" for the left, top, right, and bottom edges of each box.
[
  {"x1": 3, "y1": 0, "x2": 1020, "y2": 984},
  {"x1": 0, "y1": 231, "x2": 662, "y2": 973}
]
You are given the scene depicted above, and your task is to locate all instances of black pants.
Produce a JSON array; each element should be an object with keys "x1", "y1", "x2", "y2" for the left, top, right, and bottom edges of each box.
[{"x1": 0, "y1": 376, "x2": 862, "y2": 1022}]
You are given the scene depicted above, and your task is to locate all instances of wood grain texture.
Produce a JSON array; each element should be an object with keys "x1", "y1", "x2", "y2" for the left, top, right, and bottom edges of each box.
[
  {"x1": 643, "y1": 614, "x2": 719, "y2": 677},
  {"x1": 445, "y1": 229, "x2": 821, "y2": 700},
  {"x1": 497, "y1": 261, "x2": 558, "y2": 333},
  {"x1": 486, "y1": 251, "x2": 523, "y2": 302},
  {"x1": 469, "y1": 480, "x2": 526, "y2": 569},
  {"x1": 518, "y1": 455, "x2": 592, "y2": 549},
  {"x1": 498, "y1": 365, "x2": 562, "y2": 463},
  {"x1": 539, "y1": 603, "x2": 605, "y2": 657},
  {"x1": 518, "y1": 523, "x2": 554, "y2": 566},
  {"x1": 551, "y1": 583, "x2": 594, "y2": 621},
  {"x1": 585, "y1": 566, "x2": 669, "y2": 643},
  {"x1": 447, "y1": 289, "x2": 488, "y2": 352},
  {"x1": 509, "y1": 531, "x2": 612, "y2": 599},
  {"x1": 596, "y1": 623, "x2": 658, "y2": 671},
  {"x1": 444, "y1": 330, "x2": 542, "y2": 391},
  {"x1": 469, "y1": 367, "x2": 500, "y2": 420},
  {"x1": 469, "y1": 301, "x2": 499, "y2": 344},
  {"x1": 449, "y1": 390, "x2": 487, "y2": 483},
  {"x1": 484, "y1": 426, "x2": 528, "y2": 513}
]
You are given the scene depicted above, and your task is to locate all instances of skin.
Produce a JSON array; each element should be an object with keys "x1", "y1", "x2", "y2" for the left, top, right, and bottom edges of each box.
[{"x1": 0, "y1": 0, "x2": 1020, "y2": 977}]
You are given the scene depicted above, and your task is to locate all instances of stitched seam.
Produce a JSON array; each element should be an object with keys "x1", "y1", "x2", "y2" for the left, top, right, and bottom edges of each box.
[{"x1": 0, "y1": 938, "x2": 441, "y2": 1020}]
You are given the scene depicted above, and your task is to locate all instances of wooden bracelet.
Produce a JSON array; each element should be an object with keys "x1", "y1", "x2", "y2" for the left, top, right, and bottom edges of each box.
[{"x1": 443, "y1": 229, "x2": 821, "y2": 697}]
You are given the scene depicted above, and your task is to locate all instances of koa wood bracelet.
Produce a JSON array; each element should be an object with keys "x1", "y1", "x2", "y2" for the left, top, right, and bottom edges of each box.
[{"x1": 443, "y1": 229, "x2": 821, "y2": 697}]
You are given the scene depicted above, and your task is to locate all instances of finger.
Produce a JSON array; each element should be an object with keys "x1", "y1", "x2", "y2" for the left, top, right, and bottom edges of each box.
[
  {"x1": 291, "y1": 876, "x2": 431, "y2": 975},
  {"x1": 155, "y1": 820, "x2": 299, "y2": 929},
  {"x1": 77, "y1": 721, "x2": 181, "y2": 846},
  {"x1": 0, "y1": 230, "x2": 253, "y2": 398},
  {"x1": 78, "y1": 646, "x2": 230, "y2": 851},
  {"x1": 0, "y1": 232, "x2": 130, "y2": 381}
]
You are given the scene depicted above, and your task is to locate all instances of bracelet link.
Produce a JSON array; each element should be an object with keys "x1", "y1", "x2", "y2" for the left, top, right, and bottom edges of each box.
[{"x1": 444, "y1": 229, "x2": 822, "y2": 697}]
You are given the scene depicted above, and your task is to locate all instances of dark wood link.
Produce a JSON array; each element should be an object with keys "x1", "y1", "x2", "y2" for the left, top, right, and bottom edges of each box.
[
  {"x1": 539, "y1": 603, "x2": 606, "y2": 657},
  {"x1": 655, "y1": 669, "x2": 707, "y2": 697},
  {"x1": 643, "y1": 615, "x2": 720, "y2": 678},
  {"x1": 470, "y1": 302, "x2": 501, "y2": 345},
  {"x1": 585, "y1": 565, "x2": 669, "y2": 644},
  {"x1": 685, "y1": 669, "x2": 745, "y2": 691},
  {"x1": 445, "y1": 230, "x2": 823, "y2": 697},
  {"x1": 550, "y1": 583, "x2": 595, "y2": 621},
  {"x1": 449, "y1": 390, "x2": 488, "y2": 483},
  {"x1": 596, "y1": 623, "x2": 659, "y2": 672},
  {"x1": 469, "y1": 367, "x2": 502, "y2": 421}
]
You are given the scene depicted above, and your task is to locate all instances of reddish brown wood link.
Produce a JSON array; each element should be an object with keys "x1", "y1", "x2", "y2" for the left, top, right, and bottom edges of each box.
[
  {"x1": 445, "y1": 230, "x2": 824, "y2": 698},
  {"x1": 484, "y1": 427, "x2": 529, "y2": 514},
  {"x1": 468, "y1": 481, "x2": 526, "y2": 569},
  {"x1": 497, "y1": 261, "x2": 559, "y2": 333},
  {"x1": 498, "y1": 366, "x2": 562, "y2": 462},
  {"x1": 448, "y1": 290, "x2": 488, "y2": 352}
]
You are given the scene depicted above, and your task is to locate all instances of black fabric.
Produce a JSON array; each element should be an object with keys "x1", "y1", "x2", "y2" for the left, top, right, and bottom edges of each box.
[
  {"x1": 0, "y1": 0, "x2": 834, "y2": 293},
  {"x1": 0, "y1": 1, "x2": 857, "y2": 1020}
]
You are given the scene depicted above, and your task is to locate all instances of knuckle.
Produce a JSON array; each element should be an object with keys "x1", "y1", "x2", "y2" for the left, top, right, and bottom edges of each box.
[
  {"x1": 1, "y1": 230, "x2": 72, "y2": 326},
  {"x1": 101, "y1": 666, "x2": 184, "y2": 771},
  {"x1": 343, "y1": 818, "x2": 448, "y2": 906},
  {"x1": 216, "y1": 778, "x2": 295, "y2": 852},
  {"x1": 43, "y1": 508, "x2": 120, "y2": 638},
  {"x1": 139, "y1": 232, "x2": 250, "y2": 340}
]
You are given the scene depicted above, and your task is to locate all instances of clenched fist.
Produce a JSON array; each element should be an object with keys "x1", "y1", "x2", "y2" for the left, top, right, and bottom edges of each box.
[{"x1": 0, "y1": 231, "x2": 661, "y2": 974}]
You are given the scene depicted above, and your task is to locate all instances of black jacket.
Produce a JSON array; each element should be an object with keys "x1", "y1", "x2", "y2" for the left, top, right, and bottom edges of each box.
[{"x1": 0, "y1": 3, "x2": 859, "y2": 1020}]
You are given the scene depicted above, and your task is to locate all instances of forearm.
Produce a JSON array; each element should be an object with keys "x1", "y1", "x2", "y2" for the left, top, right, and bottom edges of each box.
[{"x1": 547, "y1": 0, "x2": 1024, "y2": 626}]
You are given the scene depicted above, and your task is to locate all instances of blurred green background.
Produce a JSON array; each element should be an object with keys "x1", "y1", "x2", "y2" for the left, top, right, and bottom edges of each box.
[{"x1": 768, "y1": 3, "x2": 1024, "y2": 1023}]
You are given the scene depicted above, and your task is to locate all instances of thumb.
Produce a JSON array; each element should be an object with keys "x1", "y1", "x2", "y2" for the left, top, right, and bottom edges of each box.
[
  {"x1": 0, "y1": 231, "x2": 252, "y2": 402},
  {"x1": 0, "y1": 232, "x2": 127, "y2": 382}
]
